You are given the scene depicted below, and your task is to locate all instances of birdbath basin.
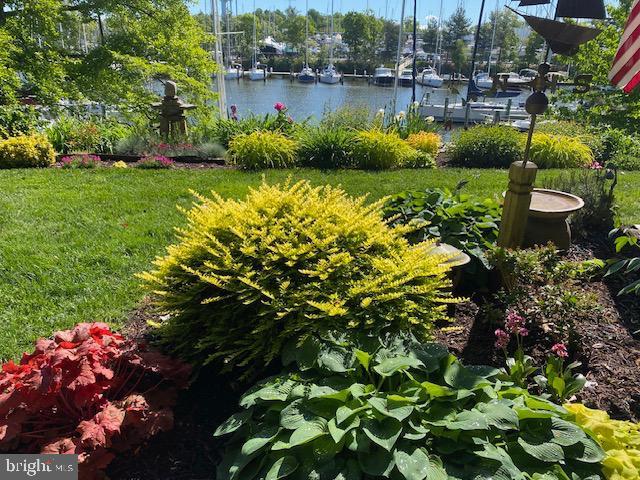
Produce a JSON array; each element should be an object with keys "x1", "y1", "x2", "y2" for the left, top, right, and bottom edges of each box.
[
  {"x1": 523, "y1": 189, "x2": 585, "y2": 249},
  {"x1": 431, "y1": 242, "x2": 471, "y2": 268}
]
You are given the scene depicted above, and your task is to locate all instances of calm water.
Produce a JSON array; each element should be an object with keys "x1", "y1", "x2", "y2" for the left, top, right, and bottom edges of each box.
[{"x1": 225, "y1": 77, "x2": 529, "y2": 122}]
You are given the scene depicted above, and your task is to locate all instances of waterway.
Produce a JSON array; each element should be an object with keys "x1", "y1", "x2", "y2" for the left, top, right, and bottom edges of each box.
[{"x1": 224, "y1": 77, "x2": 530, "y2": 122}]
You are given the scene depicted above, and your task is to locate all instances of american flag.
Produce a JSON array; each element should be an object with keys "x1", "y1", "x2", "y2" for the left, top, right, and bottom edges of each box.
[{"x1": 610, "y1": 0, "x2": 640, "y2": 93}]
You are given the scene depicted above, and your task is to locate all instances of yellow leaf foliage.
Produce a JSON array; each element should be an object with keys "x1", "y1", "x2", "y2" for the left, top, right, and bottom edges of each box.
[
  {"x1": 0, "y1": 134, "x2": 56, "y2": 169},
  {"x1": 406, "y1": 132, "x2": 442, "y2": 157},
  {"x1": 141, "y1": 180, "x2": 458, "y2": 374},
  {"x1": 566, "y1": 403, "x2": 640, "y2": 480}
]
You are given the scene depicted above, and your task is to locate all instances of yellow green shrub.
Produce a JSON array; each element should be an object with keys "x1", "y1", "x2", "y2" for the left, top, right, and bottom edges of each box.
[
  {"x1": 352, "y1": 130, "x2": 420, "y2": 169},
  {"x1": 529, "y1": 133, "x2": 594, "y2": 168},
  {"x1": 0, "y1": 134, "x2": 56, "y2": 169},
  {"x1": 406, "y1": 131, "x2": 442, "y2": 157},
  {"x1": 566, "y1": 403, "x2": 640, "y2": 480},
  {"x1": 141, "y1": 180, "x2": 457, "y2": 375},
  {"x1": 227, "y1": 130, "x2": 298, "y2": 169}
]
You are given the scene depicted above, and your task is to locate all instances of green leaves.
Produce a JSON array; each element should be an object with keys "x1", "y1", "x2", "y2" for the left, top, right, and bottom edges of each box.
[{"x1": 216, "y1": 332, "x2": 606, "y2": 480}]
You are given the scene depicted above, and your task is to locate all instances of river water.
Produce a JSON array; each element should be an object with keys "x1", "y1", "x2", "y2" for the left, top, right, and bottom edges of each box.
[{"x1": 225, "y1": 77, "x2": 530, "y2": 122}]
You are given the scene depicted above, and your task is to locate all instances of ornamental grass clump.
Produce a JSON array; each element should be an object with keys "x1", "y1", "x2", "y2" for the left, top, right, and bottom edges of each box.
[
  {"x1": 352, "y1": 130, "x2": 420, "y2": 170},
  {"x1": 141, "y1": 181, "x2": 457, "y2": 374},
  {"x1": 405, "y1": 131, "x2": 441, "y2": 157},
  {"x1": 227, "y1": 130, "x2": 298, "y2": 169},
  {"x1": 529, "y1": 133, "x2": 594, "y2": 168},
  {"x1": 448, "y1": 125, "x2": 523, "y2": 168}
]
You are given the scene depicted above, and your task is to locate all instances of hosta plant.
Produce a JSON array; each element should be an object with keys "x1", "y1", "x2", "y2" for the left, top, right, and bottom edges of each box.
[
  {"x1": 0, "y1": 323, "x2": 191, "y2": 480},
  {"x1": 215, "y1": 332, "x2": 606, "y2": 480},
  {"x1": 566, "y1": 403, "x2": 640, "y2": 480},
  {"x1": 529, "y1": 133, "x2": 594, "y2": 169},
  {"x1": 227, "y1": 130, "x2": 298, "y2": 169},
  {"x1": 141, "y1": 180, "x2": 457, "y2": 375}
]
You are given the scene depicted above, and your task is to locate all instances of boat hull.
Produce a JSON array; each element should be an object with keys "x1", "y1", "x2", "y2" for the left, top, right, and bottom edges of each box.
[
  {"x1": 373, "y1": 76, "x2": 395, "y2": 87},
  {"x1": 418, "y1": 77, "x2": 444, "y2": 88},
  {"x1": 398, "y1": 77, "x2": 414, "y2": 87},
  {"x1": 298, "y1": 74, "x2": 316, "y2": 83},
  {"x1": 419, "y1": 103, "x2": 529, "y2": 123},
  {"x1": 319, "y1": 75, "x2": 340, "y2": 84},
  {"x1": 247, "y1": 70, "x2": 269, "y2": 81}
]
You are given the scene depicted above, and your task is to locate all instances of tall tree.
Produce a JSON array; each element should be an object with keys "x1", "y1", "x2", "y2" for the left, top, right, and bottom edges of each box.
[
  {"x1": 0, "y1": 0, "x2": 215, "y2": 111},
  {"x1": 422, "y1": 17, "x2": 439, "y2": 54},
  {"x1": 451, "y1": 39, "x2": 468, "y2": 74},
  {"x1": 382, "y1": 19, "x2": 400, "y2": 62},
  {"x1": 522, "y1": 32, "x2": 544, "y2": 68},
  {"x1": 443, "y1": 6, "x2": 471, "y2": 52},
  {"x1": 342, "y1": 11, "x2": 383, "y2": 65}
]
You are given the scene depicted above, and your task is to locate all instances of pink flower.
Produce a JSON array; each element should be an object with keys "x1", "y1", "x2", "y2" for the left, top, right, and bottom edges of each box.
[
  {"x1": 551, "y1": 343, "x2": 568, "y2": 358},
  {"x1": 505, "y1": 311, "x2": 526, "y2": 335},
  {"x1": 590, "y1": 161, "x2": 603, "y2": 170},
  {"x1": 494, "y1": 329, "x2": 510, "y2": 349},
  {"x1": 274, "y1": 102, "x2": 286, "y2": 112},
  {"x1": 230, "y1": 104, "x2": 238, "y2": 113},
  {"x1": 518, "y1": 327, "x2": 529, "y2": 337}
]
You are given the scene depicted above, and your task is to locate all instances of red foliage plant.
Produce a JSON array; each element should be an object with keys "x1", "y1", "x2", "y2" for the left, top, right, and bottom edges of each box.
[{"x1": 0, "y1": 323, "x2": 191, "y2": 479}]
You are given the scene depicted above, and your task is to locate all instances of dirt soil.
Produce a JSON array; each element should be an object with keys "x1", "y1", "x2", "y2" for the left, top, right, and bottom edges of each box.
[{"x1": 107, "y1": 243, "x2": 640, "y2": 479}]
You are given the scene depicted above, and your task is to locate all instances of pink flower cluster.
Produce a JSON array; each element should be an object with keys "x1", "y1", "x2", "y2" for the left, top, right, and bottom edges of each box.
[
  {"x1": 590, "y1": 161, "x2": 603, "y2": 170},
  {"x1": 274, "y1": 102, "x2": 286, "y2": 112},
  {"x1": 551, "y1": 343, "x2": 569, "y2": 358},
  {"x1": 494, "y1": 311, "x2": 529, "y2": 349},
  {"x1": 138, "y1": 155, "x2": 174, "y2": 168},
  {"x1": 61, "y1": 154, "x2": 101, "y2": 168}
]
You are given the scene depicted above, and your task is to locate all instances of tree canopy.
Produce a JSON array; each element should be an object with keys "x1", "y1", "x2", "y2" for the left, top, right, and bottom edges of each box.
[{"x1": 0, "y1": 0, "x2": 216, "y2": 111}]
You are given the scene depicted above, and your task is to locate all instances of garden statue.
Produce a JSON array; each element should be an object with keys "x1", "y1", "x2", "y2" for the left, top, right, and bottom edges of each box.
[{"x1": 152, "y1": 81, "x2": 196, "y2": 139}]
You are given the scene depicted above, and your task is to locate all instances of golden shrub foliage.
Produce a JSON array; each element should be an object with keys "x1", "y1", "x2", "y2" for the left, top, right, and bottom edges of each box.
[
  {"x1": 406, "y1": 132, "x2": 442, "y2": 157},
  {"x1": 0, "y1": 134, "x2": 56, "y2": 169},
  {"x1": 227, "y1": 130, "x2": 298, "y2": 169},
  {"x1": 352, "y1": 130, "x2": 421, "y2": 170},
  {"x1": 529, "y1": 133, "x2": 594, "y2": 168},
  {"x1": 566, "y1": 403, "x2": 640, "y2": 480},
  {"x1": 141, "y1": 180, "x2": 458, "y2": 373}
]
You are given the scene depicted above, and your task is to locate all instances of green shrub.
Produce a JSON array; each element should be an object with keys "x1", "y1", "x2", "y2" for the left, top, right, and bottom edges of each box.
[
  {"x1": 352, "y1": 130, "x2": 418, "y2": 170},
  {"x1": 141, "y1": 181, "x2": 456, "y2": 374},
  {"x1": 215, "y1": 331, "x2": 605, "y2": 480},
  {"x1": 0, "y1": 134, "x2": 56, "y2": 169},
  {"x1": 212, "y1": 114, "x2": 300, "y2": 149},
  {"x1": 298, "y1": 127, "x2": 356, "y2": 169},
  {"x1": 542, "y1": 168, "x2": 617, "y2": 238},
  {"x1": 227, "y1": 130, "x2": 298, "y2": 169},
  {"x1": 610, "y1": 153, "x2": 640, "y2": 170},
  {"x1": 403, "y1": 150, "x2": 436, "y2": 169},
  {"x1": 529, "y1": 133, "x2": 594, "y2": 168},
  {"x1": 384, "y1": 182, "x2": 501, "y2": 269},
  {"x1": 320, "y1": 104, "x2": 372, "y2": 131},
  {"x1": 46, "y1": 115, "x2": 132, "y2": 154},
  {"x1": 448, "y1": 125, "x2": 523, "y2": 168},
  {"x1": 0, "y1": 105, "x2": 43, "y2": 139},
  {"x1": 405, "y1": 131, "x2": 441, "y2": 157},
  {"x1": 536, "y1": 120, "x2": 605, "y2": 162}
]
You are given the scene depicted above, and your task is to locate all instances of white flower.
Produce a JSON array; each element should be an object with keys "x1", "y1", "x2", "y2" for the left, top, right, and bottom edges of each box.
[
  {"x1": 398, "y1": 111, "x2": 406, "y2": 118},
  {"x1": 426, "y1": 116, "x2": 435, "y2": 123}
]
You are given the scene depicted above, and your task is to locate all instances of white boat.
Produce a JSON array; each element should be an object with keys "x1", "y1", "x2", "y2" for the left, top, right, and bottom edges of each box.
[
  {"x1": 247, "y1": 3, "x2": 268, "y2": 81},
  {"x1": 319, "y1": 65, "x2": 340, "y2": 84},
  {"x1": 224, "y1": 64, "x2": 243, "y2": 80},
  {"x1": 299, "y1": 66, "x2": 315, "y2": 83},
  {"x1": 417, "y1": 68, "x2": 444, "y2": 88},
  {"x1": 475, "y1": 72, "x2": 494, "y2": 89},
  {"x1": 373, "y1": 66, "x2": 395, "y2": 87},
  {"x1": 476, "y1": 72, "x2": 530, "y2": 90},
  {"x1": 298, "y1": 1, "x2": 316, "y2": 84},
  {"x1": 419, "y1": 101, "x2": 529, "y2": 123},
  {"x1": 319, "y1": 0, "x2": 340, "y2": 85},
  {"x1": 247, "y1": 66, "x2": 269, "y2": 81},
  {"x1": 398, "y1": 69, "x2": 414, "y2": 87}
]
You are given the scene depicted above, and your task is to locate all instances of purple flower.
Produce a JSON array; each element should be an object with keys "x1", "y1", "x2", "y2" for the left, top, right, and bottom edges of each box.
[
  {"x1": 505, "y1": 311, "x2": 526, "y2": 335},
  {"x1": 590, "y1": 161, "x2": 603, "y2": 170},
  {"x1": 551, "y1": 343, "x2": 568, "y2": 358},
  {"x1": 494, "y1": 329, "x2": 510, "y2": 349}
]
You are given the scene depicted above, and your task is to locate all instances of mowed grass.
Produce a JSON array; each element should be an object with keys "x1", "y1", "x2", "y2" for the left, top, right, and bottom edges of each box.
[{"x1": 1, "y1": 167, "x2": 638, "y2": 360}]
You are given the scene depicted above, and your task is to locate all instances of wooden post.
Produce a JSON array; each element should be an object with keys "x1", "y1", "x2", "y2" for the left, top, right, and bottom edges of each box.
[
  {"x1": 506, "y1": 99, "x2": 512, "y2": 121},
  {"x1": 443, "y1": 97, "x2": 449, "y2": 123},
  {"x1": 497, "y1": 161, "x2": 538, "y2": 249}
]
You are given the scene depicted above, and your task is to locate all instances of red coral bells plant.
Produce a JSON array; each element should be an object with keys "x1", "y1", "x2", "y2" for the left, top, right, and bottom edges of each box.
[{"x1": 0, "y1": 323, "x2": 191, "y2": 480}]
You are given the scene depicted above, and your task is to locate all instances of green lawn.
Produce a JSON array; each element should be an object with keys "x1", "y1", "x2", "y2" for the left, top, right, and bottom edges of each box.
[{"x1": 1, "y1": 167, "x2": 638, "y2": 360}]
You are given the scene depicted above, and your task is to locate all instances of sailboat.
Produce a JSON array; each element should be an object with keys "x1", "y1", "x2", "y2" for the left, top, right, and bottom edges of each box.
[
  {"x1": 319, "y1": 0, "x2": 340, "y2": 84},
  {"x1": 247, "y1": 1, "x2": 269, "y2": 81},
  {"x1": 222, "y1": 4, "x2": 242, "y2": 79},
  {"x1": 298, "y1": 0, "x2": 316, "y2": 83}
]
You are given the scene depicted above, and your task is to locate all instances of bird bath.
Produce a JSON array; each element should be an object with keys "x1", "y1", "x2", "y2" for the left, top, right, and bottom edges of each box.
[
  {"x1": 432, "y1": 243, "x2": 471, "y2": 293},
  {"x1": 523, "y1": 188, "x2": 585, "y2": 249}
]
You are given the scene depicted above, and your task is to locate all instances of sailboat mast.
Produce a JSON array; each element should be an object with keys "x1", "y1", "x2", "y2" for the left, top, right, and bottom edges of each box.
[
  {"x1": 392, "y1": 0, "x2": 406, "y2": 115},
  {"x1": 436, "y1": 0, "x2": 444, "y2": 74},
  {"x1": 212, "y1": 0, "x2": 228, "y2": 119},
  {"x1": 226, "y1": 0, "x2": 233, "y2": 67},
  {"x1": 253, "y1": 0, "x2": 257, "y2": 67},
  {"x1": 305, "y1": 0, "x2": 309, "y2": 66},
  {"x1": 329, "y1": 0, "x2": 335, "y2": 65},
  {"x1": 487, "y1": 0, "x2": 499, "y2": 76},
  {"x1": 466, "y1": 0, "x2": 487, "y2": 103}
]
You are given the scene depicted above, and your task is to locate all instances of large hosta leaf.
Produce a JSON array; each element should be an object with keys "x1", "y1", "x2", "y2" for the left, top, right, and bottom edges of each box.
[
  {"x1": 289, "y1": 419, "x2": 329, "y2": 447},
  {"x1": 394, "y1": 447, "x2": 447, "y2": 480},
  {"x1": 443, "y1": 361, "x2": 491, "y2": 390},
  {"x1": 241, "y1": 425, "x2": 280, "y2": 455},
  {"x1": 362, "y1": 417, "x2": 403, "y2": 451},
  {"x1": 373, "y1": 356, "x2": 423, "y2": 377},
  {"x1": 280, "y1": 400, "x2": 322, "y2": 430},
  {"x1": 358, "y1": 449, "x2": 395, "y2": 476},
  {"x1": 368, "y1": 397, "x2": 414, "y2": 422},
  {"x1": 517, "y1": 436, "x2": 565, "y2": 463},
  {"x1": 476, "y1": 401, "x2": 519, "y2": 431},
  {"x1": 215, "y1": 409, "x2": 253, "y2": 436},
  {"x1": 265, "y1": 456, "x2": 298, "y2": 480}
]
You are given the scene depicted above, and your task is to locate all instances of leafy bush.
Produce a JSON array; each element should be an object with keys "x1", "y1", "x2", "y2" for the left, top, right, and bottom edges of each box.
[
  {"x1": 0, "y1": 105, "x2": 43, "y2": 139},
  {"x1": 448, "y1": 125, "x2": 523, "y2": 168},
  {"x1": 490, "y1": 246, "x2": 604, "y2": 347},
  {"x1": 321, "y1": 104, "x2": 373, "y2": 131},
  {"x1": 605, "y1": 227, "x2": 640, "y2": 296},
  {"x1": 529, "y1": 133, "x2": 594, "y2": 168},
  {"x1": 403, "y1": 150, "x2": 436, "y2": 169},
  {"x1": 542, "y1": 168, "x2": 617, "y2": 239},
  {"x1": 405, "y1": 131, "x2": 441, "y2": 157},
  {"x1": 610, "y1": 153, "x2": 640, "y2": 171},
  {"x1": 215, "y1": 332, "x2": 605, "y2": 480},
  {"x1": 141, "y1": 181, "x2": 456, "y2": 374},
  {"x1": 352, "y1": 130, "x2": 419, "y2": 170},
  {"x1": 384, "y1": 182, "x2": 501, "y2": 269},
  {"x1": 212, "y1": 113, "x2": 299, "y2": 149},
  {"x1": 0, "y1": 323, "x2": 191, "y2": 480},
  {"x1": 135, "y1": 155, "x2": 174, "y2": 169},
  {"x1": 227, "y1": 131, "x2": 298, "y2": 169},
  {"x1": 298, "y1": 127, "x2": 357, "y2": 169},
  {"x1": 0, "y1": 134, "x2": 56, "y2": 169},
  {"x1": 536, "y1": 121, "x2": 605, "y2": 162},
  {"x1": 61, "y1": 153, "x2": 101, "y2": 169},
  {"x1": 46, "y1": 115, "x2": 131, "y2": 154},
  {"x1": 567, "y1": 403, "x2": 640, "y2": 480}
]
